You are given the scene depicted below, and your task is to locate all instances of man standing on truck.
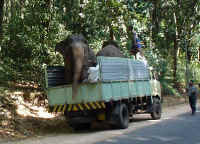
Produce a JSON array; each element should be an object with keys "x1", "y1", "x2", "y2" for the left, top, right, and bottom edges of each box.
[
  {"x1": 187, "y1": 80, "x2": 198, "y2": 115},
  {"x1": 127, "y1": 26, "x2": 144, "y2": 59}
]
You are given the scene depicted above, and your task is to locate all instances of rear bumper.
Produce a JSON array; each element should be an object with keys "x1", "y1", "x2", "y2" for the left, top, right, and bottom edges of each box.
[{"x1": 48, "y1": 102, "x2": 106, "y2": 113}]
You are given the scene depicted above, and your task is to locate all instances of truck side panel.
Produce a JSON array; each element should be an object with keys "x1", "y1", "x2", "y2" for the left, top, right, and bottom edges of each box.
[
  {"x1": 101, "y1": 83, "x2": 112, "y2": 101},
  {"x1": 129, "y1": 81, "x2": 137, "y2": 97},
  {"x1": 101, "y1": 81, "x2": 153, "y2": 102},
  {"x1": 102, "y1": 82, "x2": 130, "y2": 102},
  {"x1": 136, "y1": 81, "x2": 152, "y2": 97},
  {"x1": 47, "y1": 80, "x2": 160, "y2": 106},
  {"x1": 47, "y1": 83, "x2": 103, "y2": 106},
  {"x1": 47, "y1": 86, "x2": 71, "y2": 106}
]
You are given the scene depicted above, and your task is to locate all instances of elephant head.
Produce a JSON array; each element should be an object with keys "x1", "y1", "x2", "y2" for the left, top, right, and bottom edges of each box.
[
  {"x1": 97, "y1": 40, "x2": 125, "y2": 57},
  {"x1": 56, "y1": 34, "x2": 96, "y2": 99}
]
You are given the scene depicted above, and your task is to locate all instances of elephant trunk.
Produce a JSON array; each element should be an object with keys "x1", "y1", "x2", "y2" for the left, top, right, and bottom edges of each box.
[{"x1": 71, "y1": 43, "x2": 85, "y2": 99}]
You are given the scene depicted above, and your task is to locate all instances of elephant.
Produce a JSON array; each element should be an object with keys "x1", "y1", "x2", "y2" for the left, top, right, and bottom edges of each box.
[
  {"x1": 96, "y1": 40, "x2": 125, "y2": 57},
  {"x1": 55, "y1": 34, "x2": 97, "y2": 99}
]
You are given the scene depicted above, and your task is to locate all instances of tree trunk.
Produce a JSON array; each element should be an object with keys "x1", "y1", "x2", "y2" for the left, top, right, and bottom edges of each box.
[
  {"x1": 173, "y1": 36, "x2": 178, "y2": 85},
  {"x1": 10, "y1": 0, "x2": 15, "y2": 39},
  {"x1": 172, "y1": 11, "x2": 179, "y2": 86},
  {"x1": 151, "y1": 0, "x2": 160, "y2": 43},
  {"x1": 199, "y1": 47, "x2": 200, "y2": 61},
  {"x1": 109, "y1": 26, "x2": 114, "y2": 40},
  {"x1": 0, "y1": 0, "x2": 4, "y2": 40}
]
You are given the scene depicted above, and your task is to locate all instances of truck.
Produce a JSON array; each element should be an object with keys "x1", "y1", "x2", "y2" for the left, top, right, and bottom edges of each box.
[{"x1": 45, "y1": 56, "x2": 162, "y2": 130}]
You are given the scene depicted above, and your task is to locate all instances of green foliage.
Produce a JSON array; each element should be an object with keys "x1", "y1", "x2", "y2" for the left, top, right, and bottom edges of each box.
[
  {"x1": 161, "y1": 81, "x2": 181, "y2": 97},
  {"x1": 0, "y1": 0, "x2": 199, "y2": 95}
]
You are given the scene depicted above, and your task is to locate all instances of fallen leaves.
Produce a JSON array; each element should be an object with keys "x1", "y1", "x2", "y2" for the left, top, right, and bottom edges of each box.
[{"x1": 0, "y1": 88, "x2": 71, "y2": 141}]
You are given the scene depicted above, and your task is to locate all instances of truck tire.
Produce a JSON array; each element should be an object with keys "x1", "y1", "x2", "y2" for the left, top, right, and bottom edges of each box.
[
  {"x1": 115, "y1": 103, "x2": 129, "y2": 129},
  {"x1": 151, "y1": 97, "x2": 162, "y2": 120}
]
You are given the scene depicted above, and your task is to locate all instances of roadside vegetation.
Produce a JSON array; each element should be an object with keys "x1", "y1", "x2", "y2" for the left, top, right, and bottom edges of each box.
[{"x1": 0, "y1": 0, "x2": 199, "y2": 141}]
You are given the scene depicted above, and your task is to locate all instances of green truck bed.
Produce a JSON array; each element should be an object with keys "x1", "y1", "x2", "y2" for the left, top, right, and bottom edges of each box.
[
  {"x1": 46, "y1": 57, "x2": 161, "y2": 107},
  {"x1": 47, "y1": 80, "x2": 160, "y2": 106}
]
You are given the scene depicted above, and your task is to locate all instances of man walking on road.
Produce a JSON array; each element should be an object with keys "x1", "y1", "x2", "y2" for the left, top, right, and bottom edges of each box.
[{"x1": 187, "y1": 80, "x2": 198, "y2": 115}]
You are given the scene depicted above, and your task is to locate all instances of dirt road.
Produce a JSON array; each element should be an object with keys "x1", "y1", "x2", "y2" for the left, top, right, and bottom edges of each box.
[{"x1": 2, "y1": 103, "x2": 199, "y2": 144}]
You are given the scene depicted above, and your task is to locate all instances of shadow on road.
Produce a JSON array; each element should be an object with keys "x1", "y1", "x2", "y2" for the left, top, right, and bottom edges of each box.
[
  {"x1": 72, "y1": 114, "x2": 153, "y2": 133},
  {"x1": 95, "y1": 111, "x2": 200, "y2": 144}
]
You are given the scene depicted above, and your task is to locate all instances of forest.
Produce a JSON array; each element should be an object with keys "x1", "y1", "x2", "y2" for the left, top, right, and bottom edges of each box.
[{"x1": 0, "y1": 0, "x2": 200, "y2": 139}]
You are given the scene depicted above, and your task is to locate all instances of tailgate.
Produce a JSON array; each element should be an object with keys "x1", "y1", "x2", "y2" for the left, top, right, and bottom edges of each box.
[{"x1": 47, "y1": 83, "x2": 103, "y2": 105}]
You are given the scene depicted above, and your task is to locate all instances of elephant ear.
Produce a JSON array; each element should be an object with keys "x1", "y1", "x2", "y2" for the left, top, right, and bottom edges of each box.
[{"x1": 55, "y1": 40, "x2": 67, "y2": 56}]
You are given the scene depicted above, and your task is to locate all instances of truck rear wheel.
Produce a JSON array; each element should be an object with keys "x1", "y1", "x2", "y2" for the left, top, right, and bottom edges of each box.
[
  {"x1": 151, "y1": 97, "x2": 162, "y2": 120},
  {"x1": 114, "y1": 103, "x2": 129, "y2": 129}
]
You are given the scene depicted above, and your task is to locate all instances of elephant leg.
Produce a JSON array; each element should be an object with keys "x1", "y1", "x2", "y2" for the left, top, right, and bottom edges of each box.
[
  {"x1": 72, "y1": 44, "x2": 84, "y2": 99},
  {"x1": 81, "y1": 65, "x2": 89, "y2": 81},
  {"x1": 64, "y1": 57, "x2": 73, "y2": 83}
]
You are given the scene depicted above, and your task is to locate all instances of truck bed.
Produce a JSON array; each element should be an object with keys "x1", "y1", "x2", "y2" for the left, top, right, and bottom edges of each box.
[
  {"x1": 45, "y1": 57, "x2": 161, "y2": 106},
  {"x1": 46, "y1": 75, "x2": 160, "y2": 106}
]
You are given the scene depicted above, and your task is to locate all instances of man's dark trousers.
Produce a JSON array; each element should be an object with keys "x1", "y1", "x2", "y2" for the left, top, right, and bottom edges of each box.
[{"x1": 189, "y1": 96, "x2": 197, "y2": 114}]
